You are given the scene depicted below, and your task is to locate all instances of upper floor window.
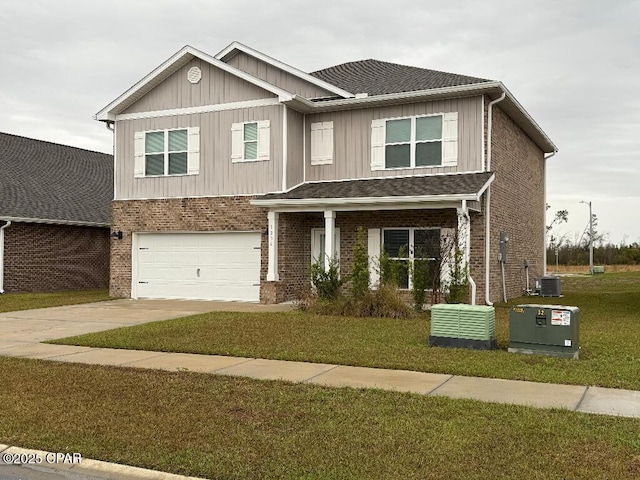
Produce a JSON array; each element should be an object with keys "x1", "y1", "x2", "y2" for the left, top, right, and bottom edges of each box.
[
  {"x1": 371, "y1": 112, "x2": 458, "y2": 171},
  {"x1": 134, "y1": 127, "x2": 200, "y2": 178},
  {"x1": 231, "y1": 120, "x2": 270, "y2": 162}
]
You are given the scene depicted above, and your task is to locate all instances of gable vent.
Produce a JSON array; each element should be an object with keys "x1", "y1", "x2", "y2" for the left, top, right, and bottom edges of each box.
[{"x1": 187, "y1": 67, "x2": 202, "y2": 84}]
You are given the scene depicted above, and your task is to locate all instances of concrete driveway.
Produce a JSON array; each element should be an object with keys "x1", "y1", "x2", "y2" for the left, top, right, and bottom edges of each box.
[{"x1": 0, "y1": 299, "x2": 291, "y2": 347}]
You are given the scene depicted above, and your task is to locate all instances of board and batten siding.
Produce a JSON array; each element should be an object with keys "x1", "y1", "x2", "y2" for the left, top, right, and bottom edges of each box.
[
  {"x1": 123, "y1": 58, "x2": 277, "y2": 115},
  {"x1": 115, "y1": 105, "x2": 284, "y2": 200},
  {"x1": 304, "y1": 96, "x2": 484, "y2": 182},
  {"x1": 286, "y1": 108, "x2": 304, "y2": 189},
  {"x1": 227, "y1": 51, "x2": 333, "y2": 99}
]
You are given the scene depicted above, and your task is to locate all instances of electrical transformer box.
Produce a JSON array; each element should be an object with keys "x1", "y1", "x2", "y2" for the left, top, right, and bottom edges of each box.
[{"x1": 509, "y1": 304, "x2": 580, "y2": 359}]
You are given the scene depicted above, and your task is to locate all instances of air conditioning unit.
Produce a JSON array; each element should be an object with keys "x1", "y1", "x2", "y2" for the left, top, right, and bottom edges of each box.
[{"x1": 540, "y1": 276, "x2": 561, "y2": 296}]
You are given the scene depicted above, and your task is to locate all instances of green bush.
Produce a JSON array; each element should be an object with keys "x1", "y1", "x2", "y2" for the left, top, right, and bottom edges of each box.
[
  {"x1": 308, "y1": 284, "x2": 413, "y2": 319},
  {"x1": 411, "y1": 258, "x2": 430, "y2": 311},
  {"x1": 351, "y1": 227, "x2": 370, "y2": 300},
  {"x1": 310, "y1": 257, "x2": 343, "y2": 300}
]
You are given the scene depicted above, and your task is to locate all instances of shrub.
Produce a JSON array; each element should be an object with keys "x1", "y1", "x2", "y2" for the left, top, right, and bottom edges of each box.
[
  {"x1": 351, "y1": 227, "x2": 370, "y2": 300},
  {"x1": 310, "y1": 257, "x2": 343, "y2": 300},
  {"x1": 309, "y1": 284, "x2": 413, "y2": 319},
  {"x1": 444, "y1": 232, "x2": 469, "y2": 304},
  {"x1": 411, "y1": 258, "x2": 430, "y2": 311}
]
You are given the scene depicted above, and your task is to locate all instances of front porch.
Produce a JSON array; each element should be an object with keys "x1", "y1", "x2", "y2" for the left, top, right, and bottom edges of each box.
[{"x1": 252, "y1": 173, "x2": 494, "y2": 304}]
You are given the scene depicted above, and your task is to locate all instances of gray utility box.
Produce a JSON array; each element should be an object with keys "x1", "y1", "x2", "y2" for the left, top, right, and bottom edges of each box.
[{"x1": 509, "y1": 305, "x2": 580, "y2": 359}]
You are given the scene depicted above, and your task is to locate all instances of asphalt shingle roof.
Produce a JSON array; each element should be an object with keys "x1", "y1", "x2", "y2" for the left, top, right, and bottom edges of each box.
[
  {"x1": 310, "y1": 59, "x2": 491, "y2": 97},
  {"x1": 260, "y1": 172, "x2": 493, "y2": 202},
  {"x1": 0, "y1": 133, "x2": 113, "y2": 226}
]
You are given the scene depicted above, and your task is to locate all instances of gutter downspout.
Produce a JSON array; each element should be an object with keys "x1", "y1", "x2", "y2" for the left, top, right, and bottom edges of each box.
[
  {"x1": 461, "y1": 200, "x2": 476, "y2": 305},
  {"x1": 485, "y1": 92, "x2": 506, "y2": 306},
  {"x1": 542, "y1": 151, "x2": 557, "y2": 276},
  {"x1": 0, "y1": 221, "x2": 12, "y2": 294}
]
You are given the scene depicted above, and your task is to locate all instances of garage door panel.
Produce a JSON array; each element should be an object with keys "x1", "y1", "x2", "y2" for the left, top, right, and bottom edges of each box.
[{"x1": 134, "y1": 232, "x2": 261, "y2": 301}]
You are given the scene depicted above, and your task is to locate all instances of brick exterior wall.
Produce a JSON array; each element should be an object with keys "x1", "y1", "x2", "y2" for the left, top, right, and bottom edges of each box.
[
  {"x1": 487, "y1": 104, "x2": 545, "y2": 301},
  {"x1": 2, "y1": 222, "x2": 109, "y2": 292},
  {"x1": 110, "y1": 197, "x2": 268, "y2": 299}
]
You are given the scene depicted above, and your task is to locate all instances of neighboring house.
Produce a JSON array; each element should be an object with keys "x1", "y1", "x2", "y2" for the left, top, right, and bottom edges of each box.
[
  {"x1": 95, "y1": 42, "x2": 556, "y2": 304},
  {"x1": 0, "y1": 133, "x2": 112, "y2": 293}
]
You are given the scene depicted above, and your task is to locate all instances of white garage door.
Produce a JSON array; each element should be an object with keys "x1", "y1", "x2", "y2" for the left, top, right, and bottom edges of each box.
[{"x1": 133, "y1": 232, "x2": 261, "y2": 301}]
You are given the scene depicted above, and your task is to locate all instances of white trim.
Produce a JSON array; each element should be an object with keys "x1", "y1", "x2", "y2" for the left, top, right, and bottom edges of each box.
[
  {"x1": 115, "y1": 192, "x2": 270, "y2": 201},
  {"x1": 303, "y1": 115, "x2": 307, "y2": 182},
  {"x1": 215, "y1": 41, "x2": 354, "y2": 99},
  {"x1": 481, "y1": 94, "x2": 486, "y2": 172},
  {"x1": 131, "y1": 232, "x2": 139, "y2": 299},
  {"x1": 0, "y1": 221, "x2": 12, "y2": 294},
  {"x1": 381, "y1": 113, "x2": 448, "y2": 169},
  {"x1": 95, "y1": 45, "x2": 294, "y2": 121},
  {"x1": 112, "y1": 122, "x2": 117, "y2": 199},
  {"x1": 265, "y1": 202, "x2": 462, "y2": 214},
  {"x1": 267, "y1": 211, "x2": 279, "y2": 281},
  {"x1": 252, "y1": 194, "x2": 480, "y2": 208},
  {"x1": 116, "y1": 98, "x2": 281, "y2": 122},
  {"x1": 323, "y1": 211, "x2": 336, "y2": 271},
  {"x1": 0, "y1": 216, "x2": 109, "y2": 228},
  {"x1": 302, "y1": 170, "x2": 488, "y2": 185},
  {"x1": 282, "y1": 105, "x2": 288, "y2": 190}
]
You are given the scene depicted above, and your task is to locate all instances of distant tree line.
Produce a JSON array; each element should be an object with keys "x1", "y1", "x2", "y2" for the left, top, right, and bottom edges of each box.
[{"x1": 546, "y1": 242, "x2": 640, "y2": 266}]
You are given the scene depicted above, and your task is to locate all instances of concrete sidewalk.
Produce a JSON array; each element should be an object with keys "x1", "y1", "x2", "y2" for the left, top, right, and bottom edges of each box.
[{"x1": 1, "y1": 341, "x2": 638, "y2": 418}]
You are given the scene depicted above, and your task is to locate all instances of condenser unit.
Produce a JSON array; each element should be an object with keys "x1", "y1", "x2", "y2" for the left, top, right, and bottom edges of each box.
[{"x1": 535, "y1": 276, "x2": 562, "y2": 297}]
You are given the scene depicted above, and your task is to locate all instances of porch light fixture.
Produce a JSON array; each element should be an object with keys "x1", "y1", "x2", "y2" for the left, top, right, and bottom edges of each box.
[{"x1": 110, "y1": 231, "x2": 123, "y2": 240}]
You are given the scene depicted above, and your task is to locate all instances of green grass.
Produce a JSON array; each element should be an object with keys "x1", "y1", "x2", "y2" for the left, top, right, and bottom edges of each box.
[
  {"x1": 0, "y1": 289, "x2": 111, "y2": 313},
  {"x1": 1, "y1": 356, "x2": 638, "y2": 479},
  {"x1": 51, "y1": 273, "x2": 640, "y2": 390}
]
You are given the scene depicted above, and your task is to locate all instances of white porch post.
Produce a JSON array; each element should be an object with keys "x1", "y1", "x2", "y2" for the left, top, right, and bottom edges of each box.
[
  {"x1": 324, "y1": 210, "x2": 336, "y2": 271},
  {"x1": 267, "y1": 210, "x2": 279, "y2": 281},
  {"x1": 457, "y1": 201, "x2": 476, "y2": 305}
]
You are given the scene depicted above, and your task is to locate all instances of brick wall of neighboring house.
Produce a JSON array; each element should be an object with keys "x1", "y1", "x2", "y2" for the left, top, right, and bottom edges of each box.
[
  {"x1": 488, "y1": 105, "x2": 545, "y2": 301},
  {"x1": 3, "y1": 222, "x2": 110, "y2": 292},
  {"x1": 110, "y1": 197, "x2": 268, "y2": 298}
]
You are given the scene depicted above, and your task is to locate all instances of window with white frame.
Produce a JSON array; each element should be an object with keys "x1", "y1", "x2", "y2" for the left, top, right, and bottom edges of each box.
[
  {"x1": 134, "y1": 127, "x2": 200, "y2": 178},
  {"x1": 382, "y1": 228, "x2": 441, "y2": 289},
  {"x1": 371, "y1": 112, "x2": 457, "y2": 171},
  {"x1": 231, "y1": 120, "x2": 270, "y2": 162}
]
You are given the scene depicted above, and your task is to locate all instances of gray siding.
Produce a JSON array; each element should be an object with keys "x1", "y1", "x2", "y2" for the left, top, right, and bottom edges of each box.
[
  {"x1": 286, "y1": 108, "x2": 304, "y2": 189},
  {"x1": 304, "y1": 96, "x2": 484, "y2": 182},
  {"x1": 227, "y1": 51, "x2": 333, "y2": 99},
  {"x1": 115, "y1": 105, "x2": 284, "y2": 200},
  {"x1": 123, "y1": 58, "x2": 276, "y2": 114}
]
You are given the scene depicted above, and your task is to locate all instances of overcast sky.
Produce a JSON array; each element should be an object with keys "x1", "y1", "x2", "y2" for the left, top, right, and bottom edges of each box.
[{"x1": 1, "y1": 0, "x2": 638, "y2": 244}]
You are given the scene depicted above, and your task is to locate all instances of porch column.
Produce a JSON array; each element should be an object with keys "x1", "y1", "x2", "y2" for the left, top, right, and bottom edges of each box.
[
  {"x1": 457, "y1": 201, "x2": 476, "y2": 305},
  {"x1": 267, "y1": 210, "x2": 279, "y2": 281},
  {"x1": 324, "y1": 210, "x2": 335, "y2": 271}
]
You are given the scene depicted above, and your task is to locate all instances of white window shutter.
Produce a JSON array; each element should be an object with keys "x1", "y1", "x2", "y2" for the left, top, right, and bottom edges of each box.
[
  {"x1": 311, "y1": 121, "x2": 333, "y2": 165},
  {"x1": 368, "y1": 228, "x2": 381, "y2": 287},
  {"x1": 257, "y1": 120, "x2": 270, "y2": 161},
  {"x1": 371, "y1": 119, "x2": 385, "y2": 171},
  {"x1": 187, "y1": 127, "x2": 200, "y2": 175},
  {"x1": 134, "y1": 131, "x2": 145, "y2": 177},
  {"x1": 231, "y1": 123, "x2": 243, "y2": 162},
  {"x1": 442, "y1": 112, "x2": 458, "y2": 167},
  {"x1": 440, "y1": 228, "x2": 456, "y2": 289}
]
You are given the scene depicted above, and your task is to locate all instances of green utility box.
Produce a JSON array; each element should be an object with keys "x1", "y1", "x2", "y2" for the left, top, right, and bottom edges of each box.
[
  {"x1": 430, "y1": 304, "x2": 497, "y2": 350},
  {"x1": 593, "y1": 266, "x2": 605, "y2": 274},
  {"x1": 509, "y1": 305, "x2": 580, "y2": 359}
]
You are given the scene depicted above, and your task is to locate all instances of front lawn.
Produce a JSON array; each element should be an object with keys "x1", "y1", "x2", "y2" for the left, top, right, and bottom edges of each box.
[
  {"x1": 0, "y1": 289, "x2": 111, "y2": 313},
  {"x1": 1, "y1": 357, "x2": 638, "y2": 479},
  {"x1": 50, "y1": 273, "x2": 640, "y2": 390}
]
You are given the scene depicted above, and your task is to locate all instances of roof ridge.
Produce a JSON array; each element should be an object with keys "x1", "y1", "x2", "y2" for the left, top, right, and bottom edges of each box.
[{"x1": 0, "y1": 131, "x2": 112, "y2": 157}]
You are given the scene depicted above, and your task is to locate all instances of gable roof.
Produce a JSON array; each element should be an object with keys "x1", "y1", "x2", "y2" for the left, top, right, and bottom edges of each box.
[
  {"x1": 0, "y1": 133, "x2": 113, "y2": 226},
  {"x1": 95, "y1": 45, "x2": 296, "y2": 121},
  {"x1": 215, "y1": 41, "x2": 354, "y2": 99},
  {"x1": 252, "y1": 172, "x2": 494, "y2": 208},
  {"x1": 311, "y1": 59, "x2": 491, "y2": 96}
]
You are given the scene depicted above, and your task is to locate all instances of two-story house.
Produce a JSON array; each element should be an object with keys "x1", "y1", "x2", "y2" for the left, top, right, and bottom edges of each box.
[{"x1": 96, "y1": 42, "x2": 556, "y2": 305}]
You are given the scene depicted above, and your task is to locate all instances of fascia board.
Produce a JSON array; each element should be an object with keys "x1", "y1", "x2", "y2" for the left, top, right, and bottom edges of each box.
[
  {"x1": 215, "y1": 41, "x2": 354, "y2": 99},
  {"x1": 251, "y1": 193, "x2": 479, "y2": 209},
  {"x1": 95, "y1": 45, "x2": 294, "y2": 121},
  {"x1": 0, "y1": 216, "x2": 110, "y2": 228}
]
